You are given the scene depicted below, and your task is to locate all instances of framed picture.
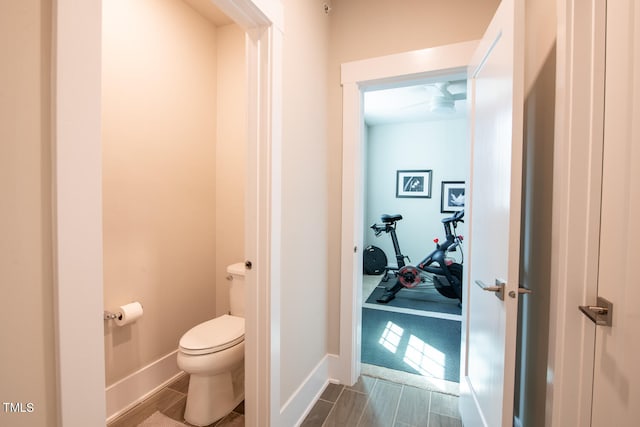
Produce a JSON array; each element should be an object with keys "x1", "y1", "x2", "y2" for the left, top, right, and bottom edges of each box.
[
  {"x1": 441, "y1": 181, "x2": 465, "y2": 213},
  {"x1": 396, "y1": 170, "x2": 432, "y2": 198}
]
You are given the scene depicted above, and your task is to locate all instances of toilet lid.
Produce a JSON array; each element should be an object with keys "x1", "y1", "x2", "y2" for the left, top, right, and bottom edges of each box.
[{"x1": 179, "y1": 314, "x2": 245, "y2": 355}]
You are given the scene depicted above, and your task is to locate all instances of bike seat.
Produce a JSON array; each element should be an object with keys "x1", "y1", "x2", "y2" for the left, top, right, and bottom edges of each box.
[{"x1": 381, "y1": 214, "x2": 403, "y2": 223}]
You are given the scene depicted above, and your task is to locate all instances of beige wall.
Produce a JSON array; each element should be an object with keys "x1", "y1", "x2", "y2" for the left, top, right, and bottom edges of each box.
[
  {"x1": 0, "y1": 1, "x2": 57, "y2": 426},
  {"x1": 102, "y1": 0, "x2": 244, "y2": 385},
  {"x1": 326, "y1": 0, "x2": 501, "y2": 354},
  {"x1": 215, "y1": 23, "x2": 246, "y2": 317}
]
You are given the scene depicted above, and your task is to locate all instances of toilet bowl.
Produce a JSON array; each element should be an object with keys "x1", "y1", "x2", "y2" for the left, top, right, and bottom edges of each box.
[{"x1": 177, "y1": 263, "x2": 246, "y2": 426}]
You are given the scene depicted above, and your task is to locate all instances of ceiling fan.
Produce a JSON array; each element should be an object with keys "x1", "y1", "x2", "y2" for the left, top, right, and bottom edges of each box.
[
  {"x1": 363, "y1": 79, "x2": 468, "y2": 124},
  {"x1": 430, "y1": 81, "x2": 467, "y2": 112},
  {"x1": 404, "y1": 80, "x2": 467, "y2": 114}
]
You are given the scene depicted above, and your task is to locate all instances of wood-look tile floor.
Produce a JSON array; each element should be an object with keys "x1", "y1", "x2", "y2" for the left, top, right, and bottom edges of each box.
[
  {"x1": 302, "y1": 375, "x2": 461, "y2": 427},
  {"x1": 106, "y1": 373, "x2": 244, "y2": 427},
  {"x1": 107, "y1": 373, "x2": 459, "y2": 426}
]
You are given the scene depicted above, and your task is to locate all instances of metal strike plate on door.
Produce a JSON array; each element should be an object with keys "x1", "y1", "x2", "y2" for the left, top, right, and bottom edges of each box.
[
  {"x1": 475, "y1": 279, "x2": 505, "y2": 301},
  {"x1": 579, "y1": 296, "x2": 613, "y2": 326}
]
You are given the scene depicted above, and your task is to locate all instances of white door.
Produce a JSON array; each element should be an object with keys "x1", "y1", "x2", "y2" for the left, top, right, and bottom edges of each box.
[
  {"x1": 589, "y1": 0, "x2": 640, "y2": 424},
  {"x1": 459, "y1": 0, "x2": 524, "y2": 425}
]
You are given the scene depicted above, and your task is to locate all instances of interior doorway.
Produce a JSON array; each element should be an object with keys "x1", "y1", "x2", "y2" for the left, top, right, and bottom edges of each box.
[
  {"x1": 359, "y1": 80, "x2": 469, "y2": 391},
  {"x1": 53, "y1": 0, "x2": 282, "y2": 425},
  {"x1": 338, "y1": 41, "x2": 477, "y2": 388},
  {"x1": 101, "y1": 1, "x2": 247, "y2": 422}
]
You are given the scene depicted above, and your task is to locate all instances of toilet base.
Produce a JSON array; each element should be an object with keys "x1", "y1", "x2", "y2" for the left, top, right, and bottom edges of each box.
[{"x1": 184, "y1": 362, "x2": 244, "y2": 426}]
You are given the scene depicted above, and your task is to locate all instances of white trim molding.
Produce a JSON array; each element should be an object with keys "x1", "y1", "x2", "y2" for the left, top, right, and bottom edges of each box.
[
  {"x1": 338, "y1": 41, "x2": 478, "y2": 387},
  {"x1": 52, "y1": 1, "x2": 106, "y2": 425},
  {"x1": 279, "y1": 355, "x2": 339, "y2": 426},
  {"x1": 341, "y1": 41, "x2": 479, "y2": 86},
  {"x1": 105, "y1": 350, "x2": 183, "y2": 423}
]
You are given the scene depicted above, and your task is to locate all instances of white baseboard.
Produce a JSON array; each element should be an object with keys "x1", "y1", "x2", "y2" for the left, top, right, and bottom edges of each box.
[
  {"x1": 280, "y1": 354, "x2": 340, "y2": 427},
  {"x1": 105, "y1": 349, "x2": 183, "y2": 423},
  {"x1": 106, "y1": 351, "x2": 341, "y2": 425}
]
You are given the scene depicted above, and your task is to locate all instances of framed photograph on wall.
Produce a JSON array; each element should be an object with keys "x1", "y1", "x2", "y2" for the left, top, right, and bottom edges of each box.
[
  {"x1": 396, "y1": 170, "x2": 432, "y2": 198},
  {"x1": 441, "y1": 181, "x2": 465, "y2": 213}
]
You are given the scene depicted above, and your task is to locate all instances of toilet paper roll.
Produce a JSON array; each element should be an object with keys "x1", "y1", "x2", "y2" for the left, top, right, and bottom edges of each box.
[{"x1": 115, "y1": 302, "x2": 143, "y2": 326}]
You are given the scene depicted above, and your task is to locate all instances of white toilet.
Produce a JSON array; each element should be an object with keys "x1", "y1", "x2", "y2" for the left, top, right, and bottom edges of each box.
[{"x1": 177, "y1": 262, "x2": 246, "y2": 426}]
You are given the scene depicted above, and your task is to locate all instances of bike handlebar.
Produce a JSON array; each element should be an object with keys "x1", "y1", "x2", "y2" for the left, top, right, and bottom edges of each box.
[{"x1": 442, "y1": 209, "x2": 464, "y2": 224}]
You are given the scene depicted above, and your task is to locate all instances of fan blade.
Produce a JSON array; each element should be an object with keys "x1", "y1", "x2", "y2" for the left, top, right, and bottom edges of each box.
[{"x1": 399, "y1": 100, "x2": 429, "y2": 110}]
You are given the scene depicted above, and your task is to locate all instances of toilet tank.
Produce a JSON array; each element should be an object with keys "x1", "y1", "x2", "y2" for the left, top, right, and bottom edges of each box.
[{"x1": 227, "y1": 262, "x2": 246, "y2": 317}]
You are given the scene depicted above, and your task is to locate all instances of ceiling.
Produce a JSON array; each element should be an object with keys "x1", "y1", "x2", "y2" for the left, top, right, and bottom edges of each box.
[{"x1": 363, "y1": 80, "x2": 468, "y2": 126}]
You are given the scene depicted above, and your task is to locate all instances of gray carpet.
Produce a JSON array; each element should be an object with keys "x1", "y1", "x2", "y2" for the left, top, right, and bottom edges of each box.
[{"x1": 361, "y1": 308, "x2": 460, "y2": 382}]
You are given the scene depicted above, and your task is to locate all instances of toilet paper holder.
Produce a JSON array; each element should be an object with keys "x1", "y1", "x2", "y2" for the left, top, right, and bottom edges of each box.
[
  {"x1": 104, "y1": 310, "x2": 121, "y2": 321},
  {"x1": 104, "y1": 301, "x2": 144, "y2": 323}
]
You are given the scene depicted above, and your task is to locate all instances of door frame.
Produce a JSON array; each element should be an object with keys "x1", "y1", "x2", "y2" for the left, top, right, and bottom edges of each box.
[
  {"x1": 547, "y1": 0, "x2": 606, "y2": 425},
  {"x1": 340, "y1": 0, "x2": 607, "y2": 422},
  {"x1": 338, "y1": 40, "x2": 478, "y2": 385},
  {"x1": 52, "y1": 0, "x2": 283, "y2": 425}
]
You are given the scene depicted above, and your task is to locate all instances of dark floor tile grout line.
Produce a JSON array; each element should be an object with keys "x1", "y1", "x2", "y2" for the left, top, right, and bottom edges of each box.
[
  {"x1": 317, "y1": 383, "x2": 345, "y2": 405},
  {"x1": 320, "y1": 381, "x2": 345, "y2": 427}
]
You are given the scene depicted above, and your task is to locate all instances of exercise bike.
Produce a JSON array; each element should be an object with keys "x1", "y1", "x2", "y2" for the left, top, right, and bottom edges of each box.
[{"x1": 370, "y1": 209, "x2": 465, "y2": 303}]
